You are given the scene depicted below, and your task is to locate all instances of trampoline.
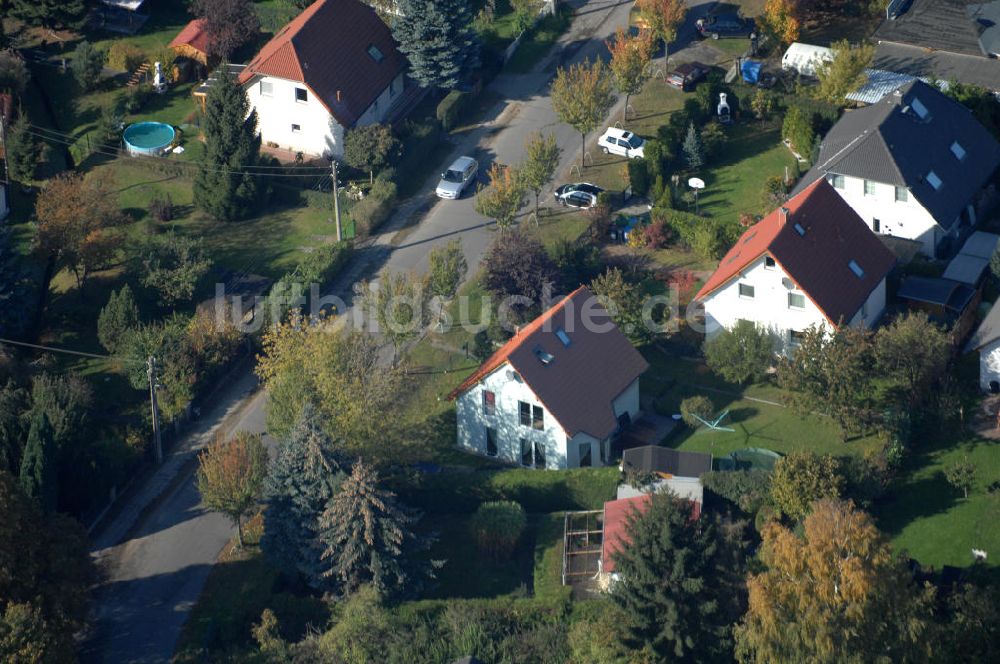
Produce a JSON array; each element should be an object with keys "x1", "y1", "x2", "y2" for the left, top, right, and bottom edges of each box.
[
  {"x1": 123, "y1": 121, "x2": 175, "y2": 156},
  {"x1": 717, "y1": 447, "x2": 782, "y2": 471}
]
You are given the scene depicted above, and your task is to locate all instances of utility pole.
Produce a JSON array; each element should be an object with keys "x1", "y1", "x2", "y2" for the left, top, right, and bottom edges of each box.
[
  {"x1": 0, "y1": 109, "x2": 8, "y2": 186},
  {"x1": 147, "y1": 356, "x2": 163, "y2": 464},
  {"x1": 331, "y1": 159, "x2": 342, "y2": 242}
]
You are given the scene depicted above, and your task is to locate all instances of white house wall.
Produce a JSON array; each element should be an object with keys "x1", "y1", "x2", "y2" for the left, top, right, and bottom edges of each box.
[
  {"x1": 979, "y1": 339, "x2": 1000, "y2": 391},
  {"x1": 848, "y1": 279, "x2": 886, "y2": 328},
  {"x1": 703, "y1": 255, "x2": 831, "y2": 354},
  {"x1": 455, "y1": 364, "x2": 570, "y2": 469},
  {"x1": 828, "y1": 174, "x2": 943, "y2": 256},
  {"x1": 245, "y1": 75, "x2": 345, "y2": 158}
]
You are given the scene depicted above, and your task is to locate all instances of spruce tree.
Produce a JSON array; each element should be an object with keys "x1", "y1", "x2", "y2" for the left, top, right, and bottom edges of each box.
[
  {"x1": 261, "y1": 406, "x2": 346, "y2": 589},
  {"x1": 0, "y1": 221, "x2": 27, "y2": 339},
  {"x1": 682, "y1": 122, "x2": 704, "y2": 170},
  {"x1": 8, "y1": 0, "x2": 87, "y2": 29},
  {"x1": 318, "y1": 460, "x2": 434, "y2": 598},
  {"x1": 193, "y1": 66, "x2": 263, "y2": 221},
  {"x1": 97, "y1": 284, "x2": 140, "y2": 354},
  {"x1": 19, "y1": 410, "x2": 57, "y2": 512},
  {"x1": 392, "y1": 0, "x2": 481, "y2": 89},
  {"x1": 610, "y1": 491, "x2": 731, "y2": 661},
  {"x1": 6, "y1": 113, "x2": 40, "y2": 185}
]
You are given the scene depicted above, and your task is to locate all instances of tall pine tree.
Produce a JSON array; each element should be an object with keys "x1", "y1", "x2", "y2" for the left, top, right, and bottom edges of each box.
[
  {"x1": 392, "y1": 0, "x2": 480, "y2": 90},
  {"x1": 7, "y1": 0, "x2": 88, "y2": 29},
  {"x1": 0, "y1": 220, "x2": 27, "y2": 339},
  {"x1": 193, "y1": 66, "x2": 263, "y2": 221},
  {"x1": 261, "y1": 406, "x2": 346, "y2": 589},
  {"x1": 19, "y1": 410, "x2": 57, "y2": 512},
  {"x1": 318, "y1": 460, "x2": 434, "y2": 598},
  {"x1": 6, "y1": 113, "x2": 40, "y2": 186},
  {"x1": 611, "y1": 491, "x2": 733, "y2": 661}
]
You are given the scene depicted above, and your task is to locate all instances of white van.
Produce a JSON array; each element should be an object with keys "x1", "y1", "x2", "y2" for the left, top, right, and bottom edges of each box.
[{"x1": 781, "y1": 42, "x2": 834, "y2": 78}]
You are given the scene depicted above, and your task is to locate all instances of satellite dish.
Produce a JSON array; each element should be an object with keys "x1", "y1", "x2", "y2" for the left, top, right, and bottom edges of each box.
[{"x1": 688, "y1": 177, "x2": 705, "y2": 190}]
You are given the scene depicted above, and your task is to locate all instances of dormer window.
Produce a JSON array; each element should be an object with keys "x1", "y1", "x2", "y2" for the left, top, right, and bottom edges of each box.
[
  {"x1": 367, "y1": 44, "x2": 385, "y2": 63},
  {"x1": 533, "y1": 345, "x2": 554, "y2": 365},
  {"x1": 848, "y1": 260, "x2": 865, "y2": 278},
  {"x1": 926, "y1": 170, "x2": 942, "y2": 191},
  {"x1": 950, "y1": 141, "x2": 967, "y2": 161},
  {"x1": 555, "y1": 327, "x2": 571, "y2": 347},
  {"x1": 911, "y1": 97, "x2": 930, "y2": 121}
]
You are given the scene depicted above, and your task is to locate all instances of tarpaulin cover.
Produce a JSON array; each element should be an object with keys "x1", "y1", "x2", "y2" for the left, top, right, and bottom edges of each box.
[{"x1": 741, "y1": 59, "x2": 761, "y2": 83}]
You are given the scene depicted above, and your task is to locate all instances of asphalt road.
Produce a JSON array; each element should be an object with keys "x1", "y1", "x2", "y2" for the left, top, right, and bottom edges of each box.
[{"x1": 81, "y1": 0, "x2": 720, "y2": 660}]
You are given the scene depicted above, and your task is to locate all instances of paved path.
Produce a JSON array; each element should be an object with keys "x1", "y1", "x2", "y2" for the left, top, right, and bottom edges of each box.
[{"x1": 81, "y1": 1, "x2": 718, "y2": 660}]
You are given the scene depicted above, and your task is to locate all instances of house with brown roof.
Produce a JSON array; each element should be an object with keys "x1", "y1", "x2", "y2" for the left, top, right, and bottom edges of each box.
[
  {"x1": 450, "y1": 287, "x2": 649, "y2": 470},
  {"x1": 237, "y1": 0, "x2": 407, "y2": 158},
  {"x1": 169, "y1": 18, "x2": 212, "y2": 67},
  {"x1": 695, "y1": 179, "x2": 896, "y2": 354}
]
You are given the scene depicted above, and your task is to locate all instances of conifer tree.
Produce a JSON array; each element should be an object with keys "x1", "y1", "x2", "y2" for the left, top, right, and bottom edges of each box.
[
  {"x1": 682, "y1": 122, "x2": 704, "y2": 170},
  {"x1": 18, "y1": 410, "x2": 57, "y2": 512},
  {"x1": 5, "y1": 113, "x2": 40, "y2": 185},
  {"x1": 193, "y1": 66, "x2": 263, "y2": 221},
  {"x1": 0, "y1": 221, "x2": 27, "y2": 339},
  {"x1": 97, "y1": 284, "x2": 141, "y2": 354},
  {"x1": 392, "y1": 0, "x2": 481, "y2": 90},
  {"x1": 610, "y1": 491, "x2": 731, "y2": 660},
  {"x1": 7, "y1": 0, "x2": 87, "y2": 29},
  {"x1": 318, "y1": 460, "x2": 434, "y2": 598},
  {"x1": 261, "y1": 406, "x2": 346, "y2": 589}
]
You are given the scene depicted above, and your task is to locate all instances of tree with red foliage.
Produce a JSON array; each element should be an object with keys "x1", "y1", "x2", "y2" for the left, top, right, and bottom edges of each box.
[{"x1": 193, "y1": 0, "x2": 261, "y2": 61}]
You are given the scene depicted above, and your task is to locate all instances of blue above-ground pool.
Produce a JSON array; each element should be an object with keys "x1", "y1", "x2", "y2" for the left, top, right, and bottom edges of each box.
[{"x1": 123, "y1": 122, "x2": 175, "y2": 156}]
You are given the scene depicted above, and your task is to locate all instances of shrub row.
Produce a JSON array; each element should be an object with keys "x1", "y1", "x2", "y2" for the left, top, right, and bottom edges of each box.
[
  {"x1": 397, "y1": 466, "x2": 620, "y2": 514},
  {"x1": 436, "y1": 90, "x2": 472, "y2": 131},
  {"x1": 293, "y1": 241, "x2": 353, "y2": 285},
  {"x1": 701, "y1": 469, "x2": 772, "y2": 514},
  {"x1": 351, "y1": 175, "x2": 397, "y2": 236}
]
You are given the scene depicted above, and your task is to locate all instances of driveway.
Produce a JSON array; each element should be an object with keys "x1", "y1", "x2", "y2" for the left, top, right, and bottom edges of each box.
[{"x1": 81, "y1": 1, "x2": 719, "y2": 661}]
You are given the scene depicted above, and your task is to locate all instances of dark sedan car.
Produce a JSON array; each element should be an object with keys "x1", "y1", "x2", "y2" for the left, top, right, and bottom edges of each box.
[
  {"x1": 667, "y1": 62, "x2": 710, "y2": 90},
  {"x1": 696, "y1": 13, "x2": 754, "y2": 39},
  {"x1": 554, "y1": 183, "x2": 604, "y2": 208}
]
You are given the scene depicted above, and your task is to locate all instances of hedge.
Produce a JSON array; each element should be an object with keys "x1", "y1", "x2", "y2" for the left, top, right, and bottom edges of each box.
[
  {"x1": 436, "y1": 90, "x2": 471, "y2": 131},
  {"x1": 293, "y1": 241, "x2": 352, "y2": 285},
  {"x1": 701, "y1": 469, "x2": 772, "y2": 513},
  {"x1": 106, "y1": 42, "x2": 146, "y2": 72},
  {"x1": 351, "y1": 175, "x2": 397, "y2": 236},
  {"x1": 627, "y1": 158, "x2": 649, "y2": 196},
  {"x1": 398, "y1": 466, "x2": 619, "y2": 514}
]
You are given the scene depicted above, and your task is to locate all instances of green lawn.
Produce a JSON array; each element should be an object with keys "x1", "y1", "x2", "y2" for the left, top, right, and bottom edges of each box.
[
  {"x1": 503, "y1": 9, "x2": 572, "y2": 74},
  {"x1": 876, "y1": 433, "x2": 1000, "y2": 569}
]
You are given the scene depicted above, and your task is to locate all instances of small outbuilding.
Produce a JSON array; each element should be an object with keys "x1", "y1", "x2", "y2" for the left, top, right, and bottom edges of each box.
[
  {"x1": 966, "y1": 300, "x2": 1000, "y2": 391},
  {"x1": 781, "y1": 42, "x2": 833, "y2": 77},
  {"x1": 169, "y1": 18, "x2": 212, "y2": 67}
]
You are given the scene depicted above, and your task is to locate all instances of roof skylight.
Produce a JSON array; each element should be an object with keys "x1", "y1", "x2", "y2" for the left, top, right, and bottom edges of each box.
[
  {"x1": 911, "y1": 97, "x2": 930, "y2": 120},
  {"x1": 926, "y1": 170, "x2": 943, "y2": 190},
  {"x1": 555, "y1": 328, "x2": 571, "y2": 348},
  {"x1": 950, "y1": 141, "x2": 967, "y2": 161},
  {"x1": 793, "y1": 223, "x2": 806, "y2": 236},
  {"x1": 533, "y1": 346, "x2": 554, "y2": 365},
  {"x1": 367, "y1": 44, "x2": 385, "y2": 63},
  {"x1": 848, "y1": 260, "x2": 865, "y2": 278}
]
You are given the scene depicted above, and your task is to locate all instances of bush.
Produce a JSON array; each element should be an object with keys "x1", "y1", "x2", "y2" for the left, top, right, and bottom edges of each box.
[
  {"x1": 123, "y1": 85, "x2": 153, "y2": 113},
  {"x1": 72, "y1": 41, "x2": 105, "y2": 91},
  {"x1": 701, "y1": 470, "x2": 772, "y2": 513},
  {"x1": 781, "y1": 105, "x2": 815, "y2": 157},
  {"x1": 700, "y1": 122, "x2": 725, "y2": 162},
  {"x1": 469, "y1": 501, "x2": 527, "y2": 560},
  {"x1": 436, "y1": 90, "x2": 471, "y2": 131},
  {"x1": 148, "y1": 194, "x2": 174, "y2": 222},
  {"x1": 293, "y1": 241, "x2": 352, "y2": 285},
  {"x1": 106, "y1": 42, "x2": 146, "y2": 72},
  {"x1": 680, "y1": 395, "x2": 714, "y2": 428},
  {"x1": 397, "y1": 466, "x2": 619, "y2": 514},
  {"x1": 704, "y1": 319, "x2": 774, "y2": 385},
  {"x1": 643, "y1": 139, "x2": 666, "y2": 182},
  {"x1": 628, "y1": 158, "x2": 650, "y2": 196},
  {"x1": 642, "y1": 220, "x2": 670, "y2": 249},
  {"x1": 350, "y1": 176, "x2": 397, "y2": 236}
]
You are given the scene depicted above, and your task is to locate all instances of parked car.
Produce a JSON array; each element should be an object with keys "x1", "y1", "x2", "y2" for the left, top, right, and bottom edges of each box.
[
  {"x1": 667, "y1": 62, "x2": 710, "y2": 90},
  {"x1": 554, "y1": 182, "x2": 604, "y2": 208},
  {"x1": 696, "y1": 13, "x2": 754, "y2": 39},
  {"x1": 435, "y1": 156, "x2": 478, "y2": 199},
  {"x1": 597, "y1": 128, "x2": 646, "y2": 159}
]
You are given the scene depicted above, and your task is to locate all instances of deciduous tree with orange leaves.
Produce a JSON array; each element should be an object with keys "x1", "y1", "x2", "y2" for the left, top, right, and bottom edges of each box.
[
  {"x1": 474, "y1": 162, "x2": 525, "y2": 233},
  {"x1": 762, "y1": 0, "x2": 800, "y2": 46},
  {"x1": 551, "y1": 58, "x2": 614, "y2": 167},
  {"x1": 635, "y1": 0, "x2": 687, "y2": 66},
  {"x1": 606, "y1": 27, "x2": 655, "y2": 121},
  {"x1": 196, "y1": 430, "x2": 268, "y2": 548},
  {"x1": 735, "y1": 499, "x2": 938, "y2": 663}
]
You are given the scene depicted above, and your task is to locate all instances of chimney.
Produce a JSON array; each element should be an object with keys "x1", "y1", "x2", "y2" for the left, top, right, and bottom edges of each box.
[{"x1": 779, "y1": 207, "x2": 790, "y2": 226}]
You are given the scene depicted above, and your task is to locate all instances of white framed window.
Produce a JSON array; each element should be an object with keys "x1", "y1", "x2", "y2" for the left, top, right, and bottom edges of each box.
[
  {"x1": 482, "y1": 390, "x2": 495, "y2": 416},
  {"x1": 291, "y1": 123, "x2": 301, "y2": 133},
  {"x1": 950, "y1": 141, "x2": 967, "y2": 161},
  {"x1": 863, "y1": 180, "x2": 877, "y2": 196},
  {"x1": 895, "y1": 187, "x2": 908, "y2": 202},
  {"x1": 764, "y1": 256, "x2": 776, "y2": 270},
  {"x1": 788, "y1": 329, "x2": 806, "y2": 346},
  {"x1": 260, "y1": 80, "x2": 273, "y2": 96},
  {"x1": 738, "y1": 283, "x2": 755, "y2": 299},
  {"x1": 788, "y1": 292, "x2": 806, "y2": 309},
  {"x1": 295, "y1": 87, "x2": 308, "y2": 103},
  {"x1": 829, "y1": 174, "x2": 845, "y2": 189}
]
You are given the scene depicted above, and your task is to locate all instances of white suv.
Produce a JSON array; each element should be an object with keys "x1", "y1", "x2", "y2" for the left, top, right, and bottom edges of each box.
[{"x1": 597, "y1": 128, "x2": 646, "y2": 159}]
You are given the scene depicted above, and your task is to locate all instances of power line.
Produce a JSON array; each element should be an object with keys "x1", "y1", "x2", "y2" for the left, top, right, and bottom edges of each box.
[{"x1": 0, "y1": 337, "x2": 144, "y2": 364}]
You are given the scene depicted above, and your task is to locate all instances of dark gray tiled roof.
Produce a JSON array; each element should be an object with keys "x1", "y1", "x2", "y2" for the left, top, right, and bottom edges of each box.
[
  {"x1": 874, "y1": 42, "x2": 1000, "y2": 91},
  {"x1": 875, "y1": 0, "x2": 983, "y2": 56},
  {"x1": 794, "y1": 80, "x2": 1000, "y2": 229},
  {"x1": 968, "y1": 2, "x2": 1000, "y2": 56}
]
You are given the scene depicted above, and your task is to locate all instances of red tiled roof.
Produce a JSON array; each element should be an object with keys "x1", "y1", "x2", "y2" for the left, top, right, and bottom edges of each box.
[
  {"x1": 694, "y1": 179, "x2": 896, "y2": 325},
  {"x1": 169, "y1": 18, "x2": 211, "y2": 55},
  {"x1": 450, "y1": 286, "x2": 649, "y2": 441},
  {"x1": 601, "y1": 494, "x2": 702, "y2": 573},
  {"x1": 237, "y1": 0, "x2": 405, "y2": 127}
]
